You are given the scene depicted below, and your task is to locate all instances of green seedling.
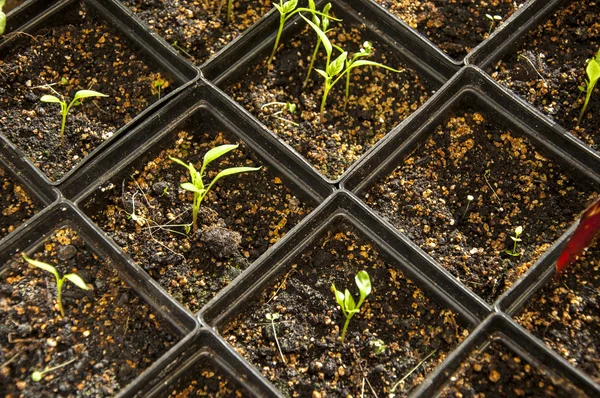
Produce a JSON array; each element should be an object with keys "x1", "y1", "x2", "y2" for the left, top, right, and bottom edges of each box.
[
  {"x1": 266, "y1": 313, "x2": 286, "y2": 363},
  {"x1": 302, "y1": 0, "x2": 333, "y2": 88},
  {"x1": 369, "y1": 339, "x2": 386, "y2": 355},
  {"x1": 485, "y1": 14, "x2": 502, "y2": 36},
  {"x1": 577, "y1": 48, "x2": 600, "y2": 124},
  {"x1": 268, "y1": 0, "x2": 340, "y2": 65},
  {"x1": 31, "y1": 357, "x2": 77, "y2": 382},
  {"x1": 170, "y1": 144, "x2": 260, "y2": 233},
  {"x1": 462, "y1": 195, "x2": 474, "y2": 219},
  {"x1": 261, "y1": 101, "x2": 298, "y2": 126},
  {"x1": 331, "y1": 270, "x2": 372, "y2": 344},
  {"x1": 0, "y1": 0, "x2": 6, "y2": 35},
  {"x1": 218, "y1": 0, "x2": 234, "y2": 24},
  {"x1": 40, "y1": 89, "x2": 108, "y2": 146},
  {"x1": 505, "y1": 226, "x2": 523, "y2": 257},
  {"x1": 21, "y1": 253, "x2": 88, "y2": 317},
  {"x1": 152, "y1": 78, "x2": 168, "y2": 100},
  {"x1": 301, "y1": 15, "x2": 400, "y2": 118}
]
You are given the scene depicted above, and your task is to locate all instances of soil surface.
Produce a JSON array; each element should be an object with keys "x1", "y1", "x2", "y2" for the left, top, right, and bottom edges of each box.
[
  {"x1": 491, "y1": 0, "x2": 600, "y2": 152},
  {"x1": 0, "y1": 166, "x2": 39, "y2": 241},
  {"x1": 121, "y1": 0, "x2": 272, "y2": 65},
  {"x1": 0, "y1": 2, "x2": 173, "y2": 181},
  {"x1": 89, "y1": 127, "x2": 311, "y2": 314},
  {"x1": 363, "y1": 112, "x2": 598, "y2": 304},
  {"x1": 440, "y1": 341, "x2": 584, "y2": 397},
  {"x1": 515, "y1": 241, "x2": 600, "y2": 384},
  {"x1": 373, "y1": 0, "x2": 528, "y2": 60},
  {"x1": 227, "y1": 21, "x2": 432, "y2": 180},
  {"x1": 165, "y1": 354, "x2": 250, "y2": 397},
  {"x1": 223, "y1": 222, "x2": 469, "y2": 397},
  {"x1": 0, "y1": 227, "x2": 178, "y2": 397}
]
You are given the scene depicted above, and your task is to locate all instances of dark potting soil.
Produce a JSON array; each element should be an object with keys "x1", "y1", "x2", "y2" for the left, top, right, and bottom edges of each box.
[
  {"x1": 0, "y1": 166, "x2": 39, "y2": 241},
  {"x1": 491, "y1": 0, "x2": 600, "y2": 152},
  {"x1": 0, "y1": 2, "x2": 174, "y2": 181},
  {"x1": 121, "y1": 0, "x2": 272, "y2": 65},
  {"x1": 373, "y1": 0, "x2": 528, "y2": 60},
  {"x1": 222, "y1": 222, "x2": 469, "y2": 397},
  {"x1": 89, "y1": 129, "x2": 311, "y2": 314},
  {"x1": 165, "y1": 355, "x2": 250, "y2": 397},
  {"x1": 363, "y1": 112, "x2": 598, "y2": 304},
  {"x1": 226, "y1": 21, "x2": 432, "y2": 180},
  {"x1": 439, "y1": 341, "x2": 584, "y2": 397},
  {"x1": 0, "y1": 227, "x2": 178, "y2": 397},
  {"x1": 515, "y1": 240, "x2": 600, "y2": 384}
]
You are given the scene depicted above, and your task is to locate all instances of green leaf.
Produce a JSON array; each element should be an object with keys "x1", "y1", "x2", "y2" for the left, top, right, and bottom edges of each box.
[
  {"x1": 73, "y1": 90, "x2": 109, "y2": 101},
  {"x1": 210, "y1": 167, "x2": 261, "y2": 187},
  {"x1": 0, "y1": 0, "x2": 5, "y2": 9},
  {"x1": 327, "y1": 51, "x2": 347, "y2": 77},
  {"x1": 273, "y1": 3, "x2": 283, "y2": 13},
  {"x1": 22, "y1": 253, "x2": 59, "y2": 279},
  {"x1": 0, "y1": 12, "x2": 6, "y2": 36},
  {"x1": 181, "y1": 182, "x2": 204, "y2": 193},
  {"x1": 587, "y1": 59, "x2": 600, "y2": 83},
  {"x1": 344, "y1": 289, "x2": 356, "y2": 311},
  {"x1": 40, "y1": 95, "x2": 63, "y2": 104},
  {"x1": 315, "y1": 68, "x2": 329, "y2": 79},
  {"x1": 332, "y1": 284, "x2": 345, "y2": 308},
  {"x1": 169, "y1": 156, "x2": 190, "y2": 170},
  {"x1": 65, "y1": 274, "x2": 88, "y2": 290},
  {"x1": 300, "y1": 14, "x2": 332, "y2": 57},
  {"x1": 203, "y1": 144, "x2": 239, "y2": 169},
  {"x1": 349, "y1": 60, "x2": 401, "y2": 74},
  {"x1": 355, "y1": 270, "x2": 371, "y2": 300},
  {"x1": 282, "y1": 0, "x2": 297, "y2": 13},
  {"x1": 578, "y1": 85, "x2": 586, "y2": 92}
]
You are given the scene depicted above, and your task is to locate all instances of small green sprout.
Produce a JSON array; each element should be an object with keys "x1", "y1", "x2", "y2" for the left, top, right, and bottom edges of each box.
[
  {"x1": 31, "y1": 357, "x2": 77, "y2": 382},
  {"x1": 505, "y1": 226, "x2": 523, "y2": 257},
  {"x1": 261, "y1": 101, "x2": 298, "y2": 126},
  {"x1": 331, "y1": 270, "x2": 372, "y2": 344},
  {"x1": 0, "y1": 0, "x2": 7, "y2": 35},
  {"x1": 485, "y1": 14, "x2": 502, "y2": 36},
  {"x1": 22, "y1": 253, "x2": 88, "y2": 317},
  {"x1": 170, "y1": 144, "x2": 261, "y2": 233},
  {"x1": 268, "y1": 0, "x2": 340, "y2": 65},
  {"x1": 266, "y1": 313, "x2": 286, "y2": 363},
  {"x1": 152, "y1": 77, "x2": 168, "y2": 100},
  {"x1": 577, "y1": 48, "x2": 600, "y2": 124},
  {"x1": 302, "y1": 0, "x2": 333, "y2": 88},
  {"x1": 218, "y1": 0, "x2": 234, "y2": 24},
  {"x1": 462, "y1": 194, "x2": 474, "y2": 219},
  {"x1": 301, "y1": 15, "x2": 400, "y2": 118},
  {"x1": 369, "y1": 339, "x2": 386, "y2": 355},
  {"x1": 40, "y1": 89, "x2": 108, "y2": 146}
]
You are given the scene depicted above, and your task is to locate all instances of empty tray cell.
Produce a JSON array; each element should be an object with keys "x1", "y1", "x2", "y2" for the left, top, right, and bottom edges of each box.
[
  {"x1": 439, "y1": 340, "x2": 584, "y2": 397},
  {"x1": 515, "y1": 240, "x2": 600, "y2": 384},
  {"x1": 121, "y1": 0, "x2": 273, "y2": 65},
  {"x1": 491, "y1": 0, "x2": 600, "y2": 152},
  {"x1": 222, "y1": 221, "x2": 469, "y2": 396},
  {"x1": 363, "y1": 111, "x2": 598, "y2": 304},
  {"x1": 373, "y1": 0, "x2": 528, "y2": 61},
  {"x1": 0, "y1": 227, "x2": 179, "y2": 396}
]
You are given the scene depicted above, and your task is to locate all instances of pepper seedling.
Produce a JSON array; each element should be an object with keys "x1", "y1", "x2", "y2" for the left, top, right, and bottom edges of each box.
[
  {"x1": 301, "y1": 15, "x2": 400, "y2": 118},
  {"x1": 505, "y1": 226, "x2": 523, "y2": 257},
  {"x1": 269, "y1": 0, "x2": 340, "y2": 65},
  {"x1": 302, "y1": 0, "x2": 333, "y2": 88},
  {"x1": 369, "y1": 339, "x2": 386, "y2": 355},
  {"x1": 0, "y1": 0, "x2": 6, "y2": 35},
  {"x1": 31, "y1": 357, "x2": 78, "y2": 382},
  {"x1": 22, "y1": 253, "x2": 88, "y2": 317},
  {"x1": 485, "y1": 14, "x2": 502, "y2": 36},
  {"x1": 266, "y1": 313, "x2": 286, "y2": 363},
  {"x1": 577, "y1": 48, "x2": 600, "y2": 125},
  {"x1": 170, "y1": 144, "x2": 261, "y2": 233},
  {"x1": 331, "y1": 270, "x2": 372, "y2": 344},
  {"x1": 261, "y1": 101, "x2": 298, "y2": 126},
  {"x1": 40, "y1": 89, "x2": 108, "y2": 146}
]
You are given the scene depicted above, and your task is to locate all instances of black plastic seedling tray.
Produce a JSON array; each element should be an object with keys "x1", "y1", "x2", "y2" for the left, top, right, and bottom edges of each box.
[
  {"x1": 1, "y1": 0, "x2": 600, "y2": 396},
  {"x1": 0, "y1": 0, "x2": 199, "y2": 188}
]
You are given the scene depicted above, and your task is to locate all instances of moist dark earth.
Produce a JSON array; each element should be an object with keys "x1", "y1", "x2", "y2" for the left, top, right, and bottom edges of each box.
[
  {"x1": 0, "y1": 166, "x2": 39, "y2": 241},
  {"x1": 491, "y1": 0, "x2": 600, "y2": 152},
  {"x1": 363, "y1": 111, "x2": 598, "y2": 304},
  {"x1": 223, "y1": 222, "x2": 469, "y2": 397},
  {"x1": 121, "y1": 0, "x2": 273, "y2": 65},
  {"x1": 374, "y1": 0, "x2": 528, "y2": 60},
  {"x1": 0, "y1": 2, "x2": 174, "y2": 181},
  {"x1": 0, "y1": 227, "x2": 179, "y2": 397}
]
